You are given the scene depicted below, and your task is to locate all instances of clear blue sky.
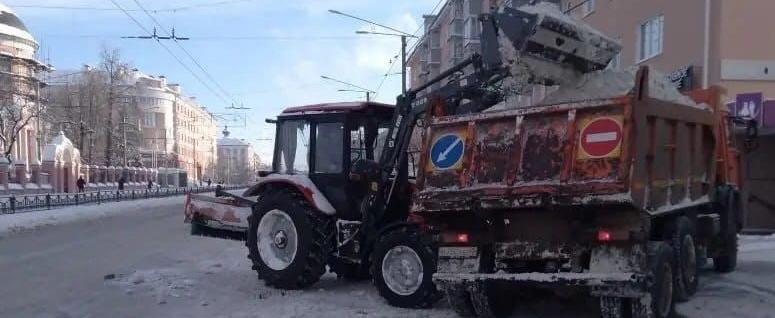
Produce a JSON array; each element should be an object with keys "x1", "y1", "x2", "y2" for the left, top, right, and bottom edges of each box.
[{"x1": 7, "y1": 0, "x2": 441, "y2": 161}]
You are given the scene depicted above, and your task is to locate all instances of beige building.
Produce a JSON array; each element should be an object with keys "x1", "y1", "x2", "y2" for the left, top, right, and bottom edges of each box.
[
  {"x1": 173, "y1": 93, "x2": 218, "y2": 183},
  {"x1": 0, "y1": 3, "x2": 50, "y2": 191},
  {"x1": 562, "y1": 0, "x2": 775, "y2": 230},
  {"x1": 216, "y1": 128, "x2": 255, "y2": 184}
]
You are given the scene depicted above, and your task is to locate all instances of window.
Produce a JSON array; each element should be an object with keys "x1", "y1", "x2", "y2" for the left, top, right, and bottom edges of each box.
[
  {"x1": 639, "y1": 15, "x2": 664, "y2": 61},
  {"x1": 315, "y1": 123, "x2": 344, "y2": 174},
  {"x1": 276, "y1": 120, "x2": 309, "y2": 174},
  {"x1": 143, "y1": 112, "x2": 156, "y2": 127},
  {"x1": 584, "y1": 0, "x2": 595, "y2": 15}
]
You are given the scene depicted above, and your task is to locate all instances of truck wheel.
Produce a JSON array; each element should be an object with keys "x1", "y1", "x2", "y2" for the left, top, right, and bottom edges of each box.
[
  {"x1": 329, "y1": 258, "x2": 371, "y2": 281},
  {"x1": 648, "y1": 242, "x2": 676, "y2": 318},
  {"x1": 470, "y1": 281, "x2": 514, "y2": 318},
  {"x1": 371, "y1": 227, "x2": 439, "y2": 308},
  {"x1": 246, "y1": 189, "x2": 332, "y2": 289},
  {"x1": 669, "y1": 216, "x2": 699, "y2": 301},
  {"x1": 446, "y1": 286, "x2": 476, "y2": 317},
  {"x1": 713, "y1": 192, "x2": 739, "y2": 273}
]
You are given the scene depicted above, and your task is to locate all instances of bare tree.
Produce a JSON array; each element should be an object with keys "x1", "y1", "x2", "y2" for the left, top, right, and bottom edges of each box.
[
  {"x1": 100, "y1": 46, "x2": 131, "y2": 167},
  {"x1": 0, "y1": 65, "x2": 44, "y2": 161}
]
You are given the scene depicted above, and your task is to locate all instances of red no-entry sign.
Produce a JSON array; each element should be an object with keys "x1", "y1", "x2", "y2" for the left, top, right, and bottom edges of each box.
[{"x1": 579, "y1": 117, "x2": 623, "y2": 159}]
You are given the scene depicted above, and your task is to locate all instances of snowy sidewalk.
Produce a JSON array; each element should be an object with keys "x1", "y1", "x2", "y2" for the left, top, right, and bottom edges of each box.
[{"x1": 0, "y1": 196, "x2": 184, "y2": 238}]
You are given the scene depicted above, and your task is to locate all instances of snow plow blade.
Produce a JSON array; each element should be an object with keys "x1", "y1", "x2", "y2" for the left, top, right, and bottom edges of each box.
[
  {"x1": 184, "y1": 192, "x2": 253, "y2": 241},
  {"x1": 434, "y1": 272, "x2": 647, "y2": 298}
]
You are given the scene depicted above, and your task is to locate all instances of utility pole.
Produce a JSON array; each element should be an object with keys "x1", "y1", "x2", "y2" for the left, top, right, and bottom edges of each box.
[
  {"x1": 330, "y1": 10, "x2": 416, "y2": 95},
  {"x1": 118, "y1": 115, "x2": 136, "y2": 167}
]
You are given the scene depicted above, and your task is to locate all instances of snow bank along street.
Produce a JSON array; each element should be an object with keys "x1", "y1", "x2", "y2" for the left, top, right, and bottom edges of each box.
[{"x1": 0, "y1": 198, "x2": 772, "y2": 318}]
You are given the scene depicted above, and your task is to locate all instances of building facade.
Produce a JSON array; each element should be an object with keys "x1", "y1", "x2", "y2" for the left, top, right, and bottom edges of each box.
[
  {"x1": 172, "y1": 92, "x2": 218, "y2": 183},
  {"x1": 561, "y1": 0, "x2": 775, "y2": 230},
  {"x1": 0, "y1": 3, "x2": 49, "y2": 191},
  {"x1": 216, "y1": 128, "x2": 255, "y2": 185}
]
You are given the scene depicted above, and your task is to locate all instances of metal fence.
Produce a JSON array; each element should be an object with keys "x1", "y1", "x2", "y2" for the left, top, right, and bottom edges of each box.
[{"x1": 0, "y1": 185, "x2": 246, "y2": 215}]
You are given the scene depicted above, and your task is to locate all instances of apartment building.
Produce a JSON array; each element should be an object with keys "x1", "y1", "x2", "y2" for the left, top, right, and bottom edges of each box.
[{"x1": 562, "y1": 0, "x2": 775, "y2": 230}]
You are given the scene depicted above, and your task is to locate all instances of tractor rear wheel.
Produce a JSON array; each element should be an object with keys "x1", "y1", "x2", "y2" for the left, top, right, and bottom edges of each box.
[
  {"x1": 371, "y1": 227, "x2": 439, "y2": 308},
  {"x1": 246, "y1": 189, "x2": 333, "y2": 289}
]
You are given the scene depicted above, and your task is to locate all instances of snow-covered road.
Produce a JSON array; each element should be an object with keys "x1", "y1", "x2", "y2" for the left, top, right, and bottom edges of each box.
[{"x1": 0, "y1": 198, "x2": 773, "y2": 318}]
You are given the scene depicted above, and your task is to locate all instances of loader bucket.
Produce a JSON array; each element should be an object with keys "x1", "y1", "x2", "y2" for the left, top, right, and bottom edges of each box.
[{"x1": 494, "y1": 2, "x2": 622, "y2": 86}]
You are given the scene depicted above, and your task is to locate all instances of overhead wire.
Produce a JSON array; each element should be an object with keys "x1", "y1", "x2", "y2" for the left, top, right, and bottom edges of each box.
[
  {"x1": 107, "y1": 0, "x2": 231, "y2": 105},
  {"x1": 131, "y1": 0, "x2": 239, "y2": 106},
  {"x1": 10, "y1": 0, "x2": 257, "y2": 12},
  {"x1": 373, "y1": 0, "x2": 446, "y2": 99}
]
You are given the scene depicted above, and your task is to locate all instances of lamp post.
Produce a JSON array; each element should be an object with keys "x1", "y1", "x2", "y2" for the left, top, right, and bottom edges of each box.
[
  {"x1": 329, "y1": 9, "x2": 417, "y2": 94},
  {"x1": 320, "y1": 75, "x2": 375, "y2": 101}
]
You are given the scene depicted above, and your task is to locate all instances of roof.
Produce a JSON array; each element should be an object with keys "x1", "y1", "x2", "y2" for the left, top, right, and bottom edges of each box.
[
  {"x1": 281, "y1": 101, "x2": 394, "y2": 116},
  {"x1": 0, "y1": 3, "x2": 36, "y2": 44}
]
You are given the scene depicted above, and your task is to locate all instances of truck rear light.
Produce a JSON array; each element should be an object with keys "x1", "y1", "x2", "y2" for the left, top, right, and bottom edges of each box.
[
  {"x1": 440, "y1": 232, "x2": 471, "y2": 244},
  {"x1": 597, "y1": 230, "x2": 612, "y2": 242},
  {"x1": 597, "y1": 229, "x2": 630, "y2": 243}
]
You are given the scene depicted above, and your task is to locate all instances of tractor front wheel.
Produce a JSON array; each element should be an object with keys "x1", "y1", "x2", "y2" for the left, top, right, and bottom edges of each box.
[{"x1": 371, "y1": 227, "x2": 439, "y2": 308}]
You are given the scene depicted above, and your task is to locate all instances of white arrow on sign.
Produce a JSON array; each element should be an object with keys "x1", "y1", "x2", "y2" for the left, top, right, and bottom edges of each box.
[{"x1": 438, "y1": 138, "x2": 462, "y2": 162}]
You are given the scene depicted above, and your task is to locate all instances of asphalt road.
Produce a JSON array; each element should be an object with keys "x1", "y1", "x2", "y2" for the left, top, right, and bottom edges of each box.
[{"x1": 0, "y1": 198, "x2": 773, "y2": 318}]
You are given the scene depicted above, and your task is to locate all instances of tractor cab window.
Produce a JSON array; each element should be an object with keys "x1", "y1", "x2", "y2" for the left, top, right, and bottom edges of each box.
[
  {"x1": 315, "y1": 122, "x2": 344, "y2": 173},
  {"x1": 350, "y1": 120, "x2": 390, "y2": 163},
  {"x1": 277, "y1": 120, "x2": 310, "y2": 174}
]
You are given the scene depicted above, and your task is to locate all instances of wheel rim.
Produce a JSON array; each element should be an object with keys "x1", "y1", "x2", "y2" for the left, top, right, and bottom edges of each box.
[
  {"x1": 658, "y1": 263, "x2": 674, "y2": 317},
  {"x1": 682, "y1": 235, "x2": 697, "y2": 285},
  {"x1": 257, "y1": 209, "x2": 298, "y2": 271},
  {"x1": 381, "y1": 245, "x2": 424, "y2": 296}
]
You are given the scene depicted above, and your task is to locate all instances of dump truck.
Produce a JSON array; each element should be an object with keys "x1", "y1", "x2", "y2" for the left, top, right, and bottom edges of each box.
[{"x1": 409, "y1": 65, "x2": 755, "y2": 318}]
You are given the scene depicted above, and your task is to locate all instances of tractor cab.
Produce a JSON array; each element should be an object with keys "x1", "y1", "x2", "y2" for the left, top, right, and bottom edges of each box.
[{"x1": 271, "y1": 101, "x2": 395, "y2": 220}]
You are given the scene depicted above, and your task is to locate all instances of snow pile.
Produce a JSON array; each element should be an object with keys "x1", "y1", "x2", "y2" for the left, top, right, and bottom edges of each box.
[
  {"x1": 540, "y1": 67, "x2": 704, "y2": 108},
  {"x1": 108, "y1": 268, "x2": 198, "y2": 304}
]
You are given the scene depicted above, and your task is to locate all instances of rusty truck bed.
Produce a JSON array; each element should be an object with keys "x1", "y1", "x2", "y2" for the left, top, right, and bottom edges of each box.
[{"x1": 414, "y1": 84, "x2": 721, "y2": 214}]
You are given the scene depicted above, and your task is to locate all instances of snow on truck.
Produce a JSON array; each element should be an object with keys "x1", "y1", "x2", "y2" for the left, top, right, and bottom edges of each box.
[{"x1": 184, "y1": 2, "x2": 755, "y2": 317}]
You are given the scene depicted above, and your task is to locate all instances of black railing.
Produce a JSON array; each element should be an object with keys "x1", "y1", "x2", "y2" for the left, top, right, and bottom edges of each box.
[{"x1": 0, "y1": 185, "x2": 246, "y2": 215}]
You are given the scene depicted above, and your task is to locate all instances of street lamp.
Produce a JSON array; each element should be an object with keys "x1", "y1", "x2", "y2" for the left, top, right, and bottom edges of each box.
[
  {"x1": 329, "y1": 9, "x2": 417, "y2": 94},
  {"x1": 320, "y1": 75, "x2": 375, "y2": 101}
]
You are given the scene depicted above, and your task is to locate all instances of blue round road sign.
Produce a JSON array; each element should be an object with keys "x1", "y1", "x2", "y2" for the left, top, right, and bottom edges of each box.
[{"x1": 430, "y1": 134, "x2": 465, "y2": 169}]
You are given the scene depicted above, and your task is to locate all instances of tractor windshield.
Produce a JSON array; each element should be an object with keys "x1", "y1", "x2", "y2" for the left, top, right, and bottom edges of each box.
[{"x1": 276, "y1": 120, "x2": 310, "y2": 174}]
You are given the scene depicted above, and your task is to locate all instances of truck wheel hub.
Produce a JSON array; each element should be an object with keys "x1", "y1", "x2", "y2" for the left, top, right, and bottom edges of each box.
[
  {"x1": 274, "y1": 230, "x2": 288, "y2": 249},
  {"x1": 257, "y1": 209, "x2": 298, "y2": 271},
  {"x1": 381, "y1": 245, "x2": 424, "y2": 296}
]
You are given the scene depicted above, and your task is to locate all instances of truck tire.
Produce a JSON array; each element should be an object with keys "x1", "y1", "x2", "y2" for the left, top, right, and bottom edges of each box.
[
  {"x1": 713, "y1": 191, "x2": 739, "y2": 273},
  {"x1": 371, "y1": 227, "x2": 439, "y2": 308},
  {"x1": 246, "y1": 189, "x2": 333, "y2": 289},
  {"x1": 446, "y1": 286, "x2": 476, "y2": 317},
  {"x1": 329, "y1": 258, "x2": 371, "y2": 281},
  {"x1": 469, "y1": 281, "x2": 514, "y2": 318},
  {"x1": 648, "y1": 242, "x2": 676, "y2": 318},
  {"x1": 669, "y1": 216, "x2": 699, "y2": 301}
]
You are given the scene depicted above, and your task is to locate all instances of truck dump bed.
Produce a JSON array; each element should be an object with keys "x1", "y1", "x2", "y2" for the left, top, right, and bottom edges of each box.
[{"x1": 414, "y1": 69, "x2": 721, "y2": 215}]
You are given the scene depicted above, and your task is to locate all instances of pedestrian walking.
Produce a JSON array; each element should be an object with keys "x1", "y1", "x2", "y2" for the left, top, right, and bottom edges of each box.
[
  {"x1": 147, "y1": 179, "x2": 153, "y2": 190},
  {"x1": 118, "y1": 177, "x2": 126, "y2": 191},
  {"x1": 76, "y1": 176, "x2": 86, "y2": 192},
  {"x1": 207, "y1": 178, "x2": 212, "y2": 187}
]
